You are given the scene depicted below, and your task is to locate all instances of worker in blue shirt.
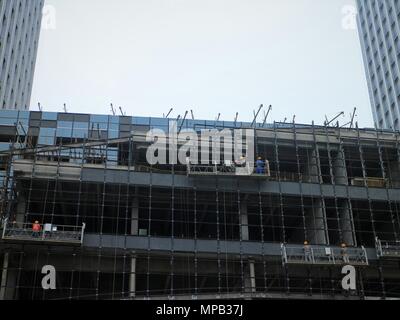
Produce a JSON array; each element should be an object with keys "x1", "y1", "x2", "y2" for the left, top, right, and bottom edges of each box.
[{"x1": 256, "y1": 157, "x2": 265, "y2": 174}]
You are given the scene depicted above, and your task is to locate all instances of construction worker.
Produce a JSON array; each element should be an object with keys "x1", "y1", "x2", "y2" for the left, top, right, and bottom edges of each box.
[
  {"x1": 304, "y1": 241, "x2": 313, "y2": 263},
  {"x1": 236, "y1": 155, "x2": 247, "y2": 167},
  {"x1": 341, "y1": 243, "x2": 350, "y2": 263},
  {"x1": 256, "y1": 156, "x2": 265, "y2": 174},
  {"x1": 32, "y1": 221, "x2": 41, "y2": 238}
]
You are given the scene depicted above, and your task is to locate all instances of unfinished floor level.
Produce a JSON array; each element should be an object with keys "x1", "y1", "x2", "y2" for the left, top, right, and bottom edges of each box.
[{"x1": 0, "y1": 111, "x2": 399, "y2": 300}]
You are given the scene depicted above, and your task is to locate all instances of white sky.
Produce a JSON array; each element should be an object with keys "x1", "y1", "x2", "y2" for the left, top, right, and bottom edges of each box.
[{"x1": 31, "y1": 0, "x2": 373, "y2": 127}]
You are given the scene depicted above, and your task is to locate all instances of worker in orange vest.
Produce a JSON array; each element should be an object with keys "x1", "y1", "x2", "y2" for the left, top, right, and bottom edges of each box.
[{"x1": 32, "y1": 221, "x2": 41, "y2": 237}]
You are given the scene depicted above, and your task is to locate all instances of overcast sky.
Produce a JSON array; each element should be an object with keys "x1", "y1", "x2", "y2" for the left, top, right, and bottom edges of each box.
[{"x1": 31, "y1": 0, "x2": 373, "y2": 127}]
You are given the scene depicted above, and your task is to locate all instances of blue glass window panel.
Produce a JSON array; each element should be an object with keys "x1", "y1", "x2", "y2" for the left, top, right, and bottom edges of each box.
[
  {"x1": 73, "y1": 122, "x2": 89, "y2": 130},
  {"x1": 40, "y1": 128, "x2": 56, "y2": 137},
  {"x1": 72, "y1": 129, "x2": 88, "y2": 139},
  {"x1": 205, "y1": 120, "x2": 217, "y2": 128},
  {"x1": 18, "y1": 111, "x2": 30, "y2": 119},
  {"x1": 0, "y1": 143, "x2": 11, "y2": 151},
  {"x1": 90, "y1": 114, "x2": 109, "y2": 123},
  {"x1": 0, "y1": 117, "x2": 17, "y2": 125},
  {"x1": 60, "y1": 150, "x2": 71, "y2": 157},
  {"x1": 18, "y1": 118, "x2": 29, "y2": 126},
  {"x1": 186, "y1": 120, "x2": 198, "y2": 129},
  {"x1": 108, "y1": 123, "x2": 118, "y2": 131},
  {"x1": 42, "y1": 112, "x2": 58, "y2": 120},
  {"x1": 150, "y1": 118, "x2": 168, "y2": 126},
  {"x1": 109, "y1": 116, "x2": 119, "y2": 124},
  {"x1": 223, "y1": 121, "x2": 235, "y2": 128},
  {"x1": 107, "y1": 150, "x2": 118, "y2": 158},
  {"x1": 133, "y1": 117, "x2": 150, "y2": 125},
  {"x1": 90, "y1": 122, "x2": 108, "y2": 130},
  {"x1": 108, "y1": 130, "x2": 118, "y2": 139},
  {"x1": 38, "y1": 136, "x2": 55, "y2": 145},
  {"x1": 0, "y1": 110, "x2": 19, "y2": 118},
  {"x1": 58, "y1": 121, "x2": 73, "y2": 129},
  {"x1": 150, "y1": 125, "x2": 168, "y2": 132},
  {"x1": 56, "y1": 128, "x2": 72, "y2": 137}
]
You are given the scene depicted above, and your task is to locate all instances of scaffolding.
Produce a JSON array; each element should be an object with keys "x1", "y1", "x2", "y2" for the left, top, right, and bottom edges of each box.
[
  {"x1": 0, "y1": 111, "x2": 398, "y2": 300},
  {"x1": 376, "y1": 237, "x2": 400, "y2": 259},
  {"x1": 187, "y1": 161, "x2": 271, "y2": 178}
]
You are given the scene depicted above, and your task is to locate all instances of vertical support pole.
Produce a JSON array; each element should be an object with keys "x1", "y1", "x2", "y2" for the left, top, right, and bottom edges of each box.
[
  {"x1": 311, "y1": 122, "x2": 329, "y2": 245},
  {"x1": 215, "y1": 180, "x2": 222, "y2": 296},
  {"x1": 131, "y1": 197, "x2": 139, "y2": 236},
  {"x1": 272, "y1": 122, "x2": 286, "y2": 244},
  {"x1": 322, "y1": 124, "x2": 344, "y2": 246},
  {"x1": 130, "y1": 195, "x2": 139, "y2": 298},
  {"x1": 0, "y1": 253, "x2": 9, "y2": 300},
  {"x1": 291, "y1": 121, "x2": 308, "y2": 243},
  {"x1": 244, "y1": 260, "x2": 256, "y2": 294},
  {"x1": 193, "y1": 187, "x2": 198, "y2": 298},
  {"x1": 337, "y1": 126, "x2": 358, "y2": 248},
  {"x1": 129, "y1": 253, "x2": 136, "y2": 299},
  {"x1": 356, "y1": 124, "x2": 378, "y2": 244},
  {"x1": 249, "y1": 261, "x2": 256, "y2": 293},
  {"x1": 257, "y1": 183, "x2": 268, "y2": 293},
  {"x1": 0, "y1": 252, "x2": 15, "y2": 300},
  {"x1": 240, "y1": 201, "x2": 249, "y2": 241}
]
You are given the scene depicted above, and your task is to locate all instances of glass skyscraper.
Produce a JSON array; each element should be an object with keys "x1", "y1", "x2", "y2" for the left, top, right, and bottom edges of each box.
[
  {"x1": 0, "y1": 0, "x2": 44, "y2": 111},
  {"x1": 356, "y1": 0, "x2": 400, "y2": 130}
]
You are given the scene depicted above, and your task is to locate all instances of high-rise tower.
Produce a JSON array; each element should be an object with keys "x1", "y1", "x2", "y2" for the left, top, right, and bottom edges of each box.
[
  {"x1": 0, "y1": 0, "x2": 44, "y2": 110},
  {"x1": 356, "y1": 0, "x2": 400, "y2": 130}
]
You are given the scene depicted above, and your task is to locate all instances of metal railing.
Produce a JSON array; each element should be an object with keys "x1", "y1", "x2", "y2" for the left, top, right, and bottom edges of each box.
[
  {"x1": 1, "y1": 219, "x2": 86, "y2": 245},
  {"x1": 281, "y1": 244, "x2": 369, "y2": 266},
  {"x1": 187, "y1": 161, "x2": 271, "y2": 177},
  {"x1": 376, "y1": 237, "x2": 400, "y2": 258}
]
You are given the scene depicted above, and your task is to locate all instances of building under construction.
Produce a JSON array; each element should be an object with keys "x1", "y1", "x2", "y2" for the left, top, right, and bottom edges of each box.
[{"x1": 0, "y1": 110, "x2": 400, "y2": 300}]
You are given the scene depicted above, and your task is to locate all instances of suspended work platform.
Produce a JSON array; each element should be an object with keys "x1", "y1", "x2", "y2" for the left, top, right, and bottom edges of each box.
[
  {"x1": 187, "y1": 161, "x2": 271, "y2": 178},
  {"x1": 1, "y1": 219, "x2": 86, "y2": 246},
  {"x1": 281, "y1": 244, "x2": 369, "y2": 266},
  {"x1": 376, "y1": 238, "x2": 400, "y2": 259}
]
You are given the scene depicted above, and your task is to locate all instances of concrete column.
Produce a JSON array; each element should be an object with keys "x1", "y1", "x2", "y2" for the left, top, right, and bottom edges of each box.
[
  {"x1": 339, "y1": 200, "x2": 355, "y2": 246},
  {"x1": 129, "y1": 254, "x2": 136, "y2": 299},
  {"x1": 306, "y1": 199, "x2": 327, "y2": 245},
  {"x1": 240, "y1": 202, "x2": 249, "y2": 241},
  {"x1": 244, "y1": 260, "x2": 256, "y2": 294},
  {"x1": 333, "y1": 149, "x2": 348, "y2": 185},
  {"x1": 131, "y1": 198, "x2": 139, "y2": 236}
]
